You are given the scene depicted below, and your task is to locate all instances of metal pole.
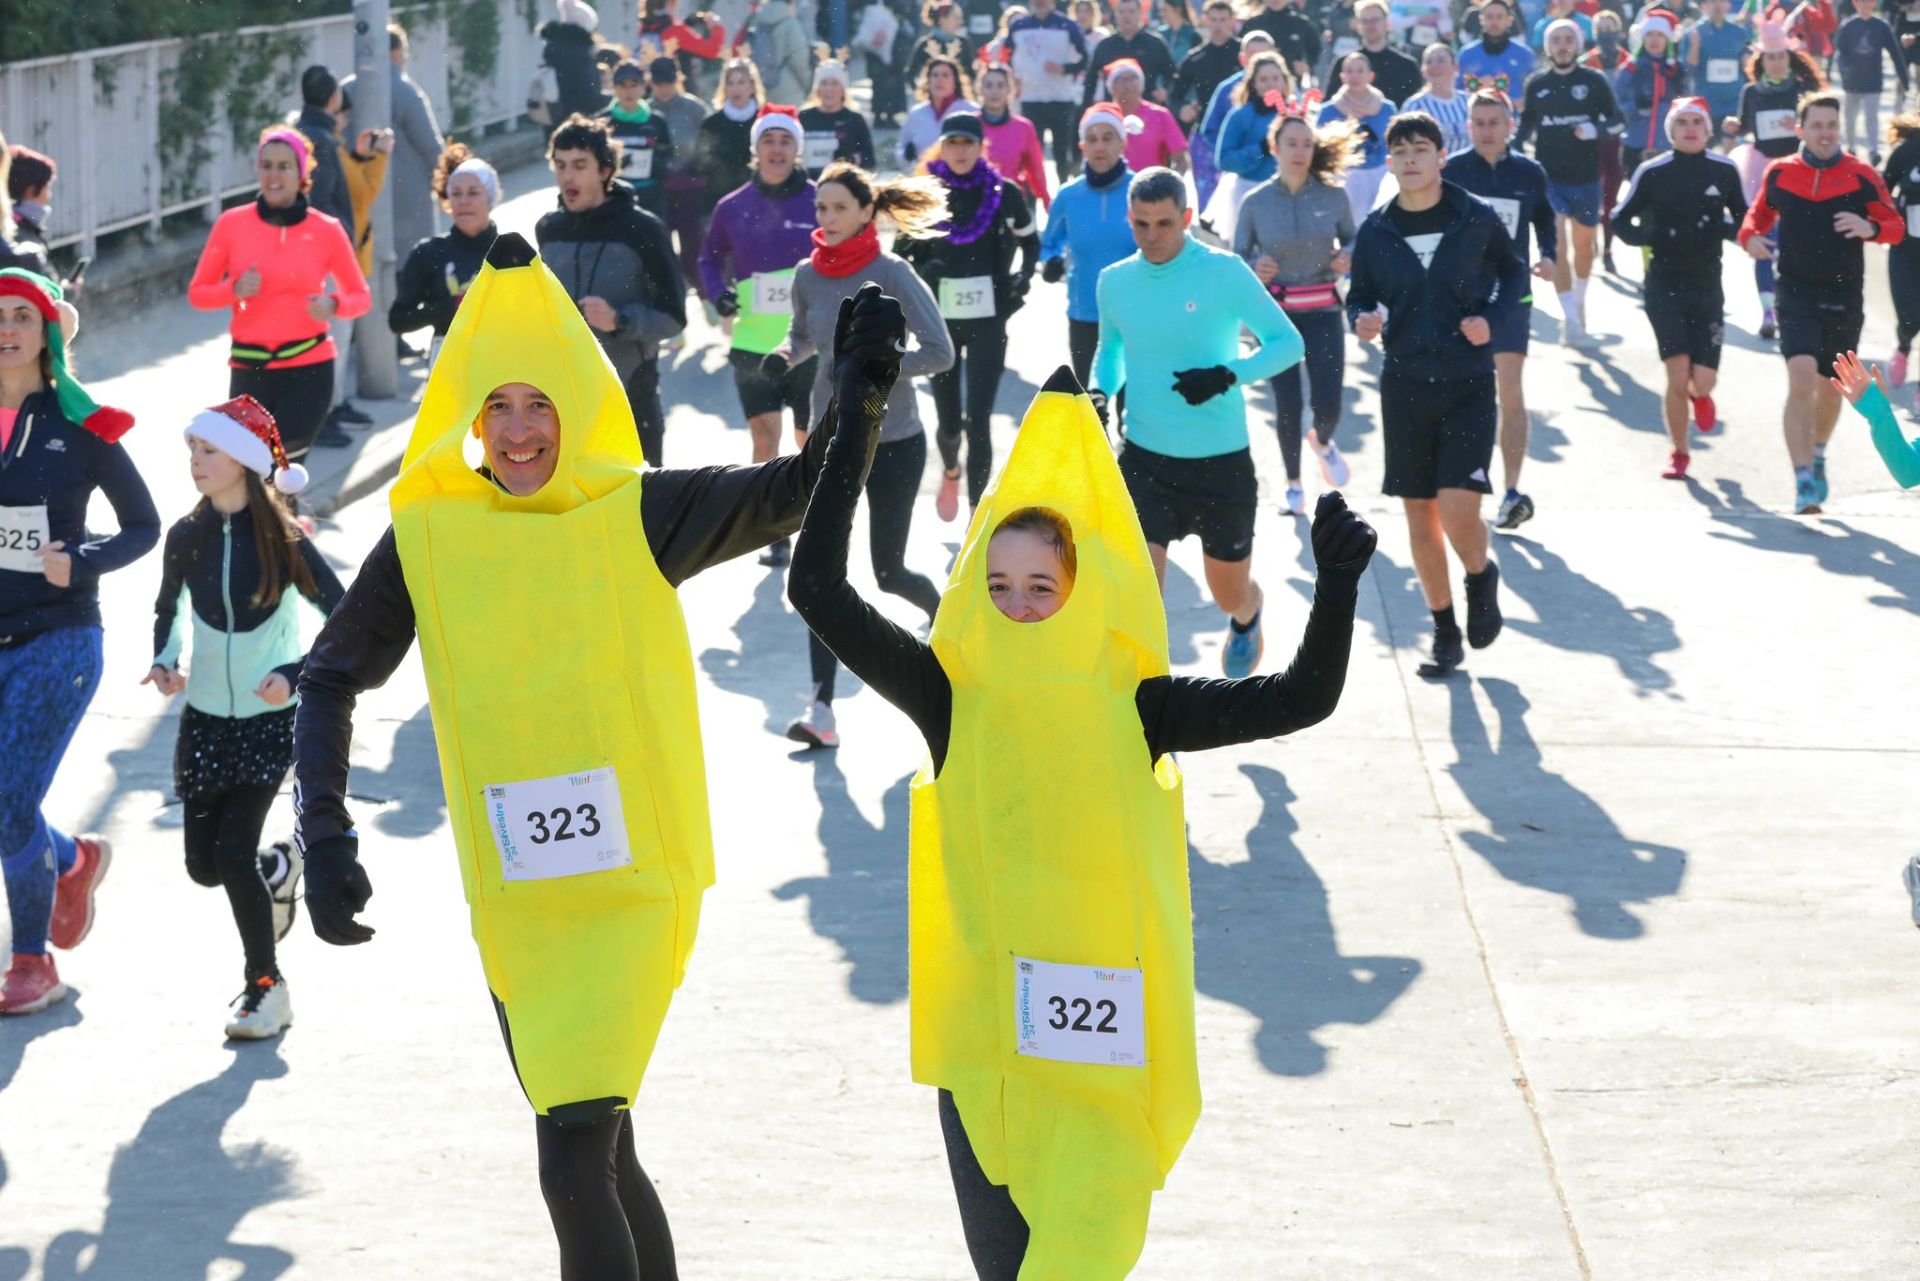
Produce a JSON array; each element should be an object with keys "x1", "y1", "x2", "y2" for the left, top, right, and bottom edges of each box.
[{"x1": 354, "y1": 0, "x2": 400, "y2": 398}]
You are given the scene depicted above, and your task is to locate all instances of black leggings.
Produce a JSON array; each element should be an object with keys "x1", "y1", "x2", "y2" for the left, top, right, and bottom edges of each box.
[
  {"x1": 1268, "y1": 308, "x2": 1345, "y2": 480},
  {"x1": 625, "y1": 359, "x2": 665, "y2": 467},
  {"x1": 182, "y1": 783, "x2": 280, "y2": 983},
  {"x1": 228, "y1": 361, "x2": 333, "y2": 467},
  {"x1": 1068, "y1": 318, "x2": 1100, "y2": 389},
  {"x1": 933, "y1": 317, "x2": 1010, "y2": 507},
  {"x1": 536, "y1": 1109, "x2": 679, "y2": 1281},
  {"x1": 1894, "y1": 240, "x2": 1920, "y2": 351},
  {"x1": 939, "y1": 1089, "x2": 1030, "y2": 1281},
  {"x1": 1026, "y1": 101, "x2": 1080, "y2": 182},
  {"x1": 809, "y1": 432, "x2": 943, "y2": 703}
]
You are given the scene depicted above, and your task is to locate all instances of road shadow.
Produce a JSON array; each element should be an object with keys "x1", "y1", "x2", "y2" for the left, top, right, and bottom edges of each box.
[
  {"x1": 1525, "y1": 408, "x2": 1572, "y2": 466},
  {"x1": 1694, "y1": 478, "x2": 1920, "y2": 616},
  {"x1": 41, "y1": 1044, "x2": 297, "y2": 1281},
  {"x1": 771, "y1": 757, "x2": 911, "y2": 1005},
  {"x1": 697, "y1": 567, "x2": 814, "y2": 732},
  {"x1": 0, "y1": 998, "x2": 85, "y2": 1280},
  {"x1": 1498, "y1": 536, "x2": 1681, "y2": 697},
  {"x1": 1576, "y1": 348, "x2": 1663, "y2": 435},
  {"x1": 1447, "y1": 677, "x2": 1685, "y2": 939},
  {"x1": 1190, "y1": 764, "x2": 1423, "y2": 1076},
  {"x1": 1352, "y1": 545, "x2": 1425, "y2": 655},
  {"x1": 344, "y1": 704, "x2": 450, "y2": 840},
  {"x1": 1161, "y1": 557, "x2": 1219, "y2": 670}
]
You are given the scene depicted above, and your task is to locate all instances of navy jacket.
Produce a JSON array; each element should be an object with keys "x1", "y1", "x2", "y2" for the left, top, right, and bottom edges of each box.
[
  {"x1": 1346, "y1": 181, "x2": 1529, "y2": 383},
  {"x1": 1446, "y1": 145, "x2": 1558, "y2": 266},
  {"x1": 0, "y1": 390, "x2": 159, "y2": 640},
  {"x1": 295, "y1": 104, "x2": 355, "y2": 232}
]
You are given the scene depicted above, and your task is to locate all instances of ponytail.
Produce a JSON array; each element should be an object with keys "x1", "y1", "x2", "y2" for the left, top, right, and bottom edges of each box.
[{"x1": 819, "y1": 161, "x2": 951, "y2": 238}]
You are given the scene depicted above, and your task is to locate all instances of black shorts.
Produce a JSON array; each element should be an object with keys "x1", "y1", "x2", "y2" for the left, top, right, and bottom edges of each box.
[
  {"x1": 1118, "y1": 442, "x2": 1257, "y2": 562},
  {"x1": 1775, "y1": 291, "x2": 1863, "y2": 380},
  {"x1": 1380, "y1": 371, "x2": 1497, "y2": 499},
  {"x1": 729, "y1": 349, "x2": 817, "y2": 422},
  {"x1": 1646, "y1": 277, "x2": 1725, "y2": 368}
]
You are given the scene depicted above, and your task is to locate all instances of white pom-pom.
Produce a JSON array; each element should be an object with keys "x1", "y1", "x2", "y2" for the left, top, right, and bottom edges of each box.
[
  {"x1": 274, "y1": 463, "x2": 309, "y2": 495},
  {"x1": 1124, "y1": 115, "x2": 1145, "y2": 136}
]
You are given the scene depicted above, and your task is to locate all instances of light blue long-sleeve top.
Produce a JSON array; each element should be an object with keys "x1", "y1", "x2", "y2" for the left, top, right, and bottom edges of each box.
[
  {"x1": 1038, "y1": 167, "x2": 1138, "y2": 323},
  {"x1": 1851, "y1": 380, "x2": 1920, "y2": 488},
  {"x1": 1216, "y1": 102, "x2": 1280, "y2": 183},
  {"x1": 1092, "y1": 235, "x2": 1304, "y2": 458}
]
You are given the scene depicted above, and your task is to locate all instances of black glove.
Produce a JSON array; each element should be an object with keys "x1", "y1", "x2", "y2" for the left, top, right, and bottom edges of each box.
[
  {"x1": 715, "y1": 287, "x2": 740, "y2": 318},
  {"x1": 1005, "y1": 276, "x2": 1031, "y2": 317},
  {"x1": 1310, "y1": 490, "x2": 1377, "y2": 577},
  {"x1": 832, "y1": 282, "x2": 907, "y2": 422},
  {"x1": 1041, "y1": 257, "x2": 1066, "y2": 284},
  {"x1": 305, "y1": 835, "x2": 376, "y2": 945},
  {"x1": 1171, "y1": 365, "x2": 1236, "y2": 406},
  {"x1": 760, "y1": 351, "x2": 791, "y2": 380}
]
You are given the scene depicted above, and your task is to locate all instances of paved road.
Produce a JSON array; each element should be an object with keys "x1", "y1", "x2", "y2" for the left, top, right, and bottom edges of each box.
[{"x1": 1, "y1": 163, "x2": 1916, "y2": 1280}]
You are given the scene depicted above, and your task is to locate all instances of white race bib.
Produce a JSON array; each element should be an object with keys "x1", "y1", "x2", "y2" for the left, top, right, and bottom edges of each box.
[
  {"x1": 485, "y1": 767, "x2": 631, "y2": 882},
  {"x1": 1706, "y1": 57, "x2": 1739, "y2": 84},
  {"x1": 1014, "y1": 956, "x2": 1146, "y2": 1067},
  {"x1": 751, "y1": 271, "x2": 794, "y2": 315},
  {"x1": 622, "y1": 147, "x2": 655, "y2": 181},
  {"x1": 1411, "y1": 23, "x2": 1438, "y2": 45},
  {"x1": 1485, "y1": 196, "x2": 1521, "y2": 240},
  {"x1": 1907, "y1": 205, "x2": 1920, "y2": 237},
  {"x1": 969, "y1": 11, "x2": 994, "y2": 34},
  {"x1": 939, "y1": 274, "x2": 996, "y2": 319},
  {"x1": 1757, "y1": 108, "x2": 1796, "y2": 142},
  {"x1": 0, "y1": 505, "x2": 49, "y2": 574},
  {"x1": 803, "y1": 131, "x2": 840, "y2": 171}
]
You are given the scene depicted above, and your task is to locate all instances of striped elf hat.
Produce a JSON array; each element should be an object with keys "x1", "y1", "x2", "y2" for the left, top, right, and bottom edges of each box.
[{"x1": 0, "y1": 267, "x2": 134, "y2": 442}]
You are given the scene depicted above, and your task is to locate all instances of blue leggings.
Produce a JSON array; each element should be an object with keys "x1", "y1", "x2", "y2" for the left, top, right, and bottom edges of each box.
[{"x1": 0, "y1": 627, "x2": 103, "y2": 956}]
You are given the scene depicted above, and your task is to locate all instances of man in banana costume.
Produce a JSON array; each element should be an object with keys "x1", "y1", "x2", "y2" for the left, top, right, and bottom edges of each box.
[
  {"x1": 291, "y1": 233, "x2": 908, "y2": 1279},
  {"x1": 789, "y1": 365, "x2": 1377, "y2": 1279}
]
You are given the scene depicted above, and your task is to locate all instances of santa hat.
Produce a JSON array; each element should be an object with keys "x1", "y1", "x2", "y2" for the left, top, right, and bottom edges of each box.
[
  {"x1": 1079, "y1": 102, "x2": 1135, "y2": 139},
  {"x1": 1665, "y1": 95, "x2": 1711, "y2": 139},
  {"x1": 1543, "y1": 17, "x2": 1582, "y2": 44},
  {"x1": 1104, "y1": 57, "x2": 1145, "y2": 89},
  {"x1": 184, "y1": 395, "x2": 309, "y2": 495},
  {"x1": 751, "y1": 104, "x2": 803, "y2": 148},
  {"x1": 0, "y1": 268, "x2": 134, "y2": 443},
  {"x1": 1639, "y1": 7, "x2": 1677, "y2": 40}
]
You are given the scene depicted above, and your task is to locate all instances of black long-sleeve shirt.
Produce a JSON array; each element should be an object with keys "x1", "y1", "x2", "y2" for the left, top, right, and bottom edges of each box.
[
  {"x1": 1517, "y1": 64, "x2": 1625, "y2": 185},
  {"x1": 786, "y1": 373, "x2": 1359, "y2": 775},
  {"x1": 1611, "y1": 147, "x2": 1747, "y2": 278},
  {"x1": 895, "y1": 175, "x2": 1040, "y2": 317},
  {"x1": 388, "y1": 223, "x2": 497, "y2": 336},
  {"x1": 1083, "y1": 28, "x2": 1179, "y2": 106},
  {"x1": 292, "y1": 406, "x2": 842, "y2": 855}
]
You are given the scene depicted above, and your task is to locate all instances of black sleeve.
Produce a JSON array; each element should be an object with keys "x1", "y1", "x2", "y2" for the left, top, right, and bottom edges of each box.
[
  {"x1": 1132, "y1": 574, "x2": 1358, "y2": 759},
  {"x1": 1737, "y1": 82, "x2": 1757, "y2": 138},
  {"x1": 1529, "y1": 166, "x2": 1558, "y2": 261},
  {"x1": 72, "y1": 437, "x2": 159, "y2": 580},
  {"x1": 639, "y1": 398, "x2": 838, "y2": 586},
  {"x1": 1002, "y1": 182, "x2": 1040, "y2": 284},
  {"x1": 292, "y1": 527, "x2": 420, "y2": 854},
  {"x1": 1596, "y1": 70, "x2": 1626, "y2": 133},
  {"x1": 1610, "y1": 161, "x2": 1653, "y2": 244},
  {"x1": 388, "y1": 240, "x2": 458, "y2": 335},
  {"x1": 787, "y1": 388, "x2": 954, "y2": 761},
  {"x1": 629, "y1": 208, "x2": 688, "y2": 330},
  {"x1": 1719, "y1": 160, "x2": 1750, "y2": 242},
  {"x1": 1083, "y1": 35, "x2": 1115, "y2": 104},
  {"x1": 151, "y1": 521, "x2": 188, "y2": 663},
  {"x1": 851, "y1": 115, "x2": 878, "y2": 170}
]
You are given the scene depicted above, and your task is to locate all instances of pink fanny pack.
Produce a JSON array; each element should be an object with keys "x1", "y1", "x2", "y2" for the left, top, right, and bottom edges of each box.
[{"x1": 1276, "y1": 282, "x2": 1340, "y2": 312}]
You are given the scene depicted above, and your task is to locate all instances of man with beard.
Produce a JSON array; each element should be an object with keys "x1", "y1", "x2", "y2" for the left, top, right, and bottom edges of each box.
[{"x1": 1457, "y1": 0, "x2": 1535, "y2": 98}]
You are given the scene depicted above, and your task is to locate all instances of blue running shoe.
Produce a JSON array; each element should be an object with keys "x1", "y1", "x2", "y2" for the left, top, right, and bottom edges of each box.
[
  {"x1": 1794, "y1": 473, "x2": 1821, "y2": 515},
  {"x1": 1223, "y1": 613, "x2": 1263, "y2": 677},
  {"x1": 1813, "y1": 456, "x2": 1829, "y2": 506}
]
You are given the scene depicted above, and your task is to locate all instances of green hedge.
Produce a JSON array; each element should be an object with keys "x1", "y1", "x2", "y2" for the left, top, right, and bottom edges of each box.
[{"x1": 1, "y1": 0, "x2": 353, "y2": 63}]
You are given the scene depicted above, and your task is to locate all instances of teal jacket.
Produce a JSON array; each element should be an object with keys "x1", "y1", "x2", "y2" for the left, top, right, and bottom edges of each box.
[{"x1": 1851, "y1": 381, "x2": 1920, "y2": 489}]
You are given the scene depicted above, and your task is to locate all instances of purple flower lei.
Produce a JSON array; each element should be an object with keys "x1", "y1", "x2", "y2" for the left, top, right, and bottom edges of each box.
[{"x1": 929, "y1": 158, "x2": 1003, "y2": 246}]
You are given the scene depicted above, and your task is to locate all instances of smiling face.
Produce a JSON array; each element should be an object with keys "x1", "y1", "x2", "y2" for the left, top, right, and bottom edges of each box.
[
  {"x1": 815, "y1": 179, "x2": 869, "y2": 242},
  {"x1": 477, "y1": 383, "x2": 561, "y2": 495},
  {"x1": 818, "y1": 77, "x2": 847, "y2": 110},
  {"x1": 0, "y1": 298, "x2": 46, "y2": 381},
  {"x1": 986, "y1": 526, "x2": 1074, "y2": 621},
  {"x1": 1799, "y1": 102, "x2": 1841, "y2": 157},
  {"x1": 257, "y1": 141, "x2": 303, "y2": 207},
  {"x1": 552, "y1": 147, "x2": 611, "y2": 211},
  {"x1": 187, "y1": 436, "x2": 249, "y2": 500},
  {"x1": 755, "y1": 127, "x2": 799, "y2": 181}
]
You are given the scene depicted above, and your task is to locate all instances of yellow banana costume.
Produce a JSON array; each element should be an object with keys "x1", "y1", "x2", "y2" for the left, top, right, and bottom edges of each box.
[
  {"x1": 389, "y1": 239, "x2": 713, "y2": 1116},
  {"x1": 910, "y1": 376, "x2": 1200, "y2": 1278}
]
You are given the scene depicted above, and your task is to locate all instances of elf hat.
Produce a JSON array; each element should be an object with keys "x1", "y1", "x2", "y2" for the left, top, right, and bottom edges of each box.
[
  {"x1": 0, "y1": 268, "x2": 134, "y2": 443},
  {"x1": 751, "y1": 104, "x2": 804, "y2": 147},
  {"x1": 184, "y1": 395, "x2": 309, "y2": 495}
]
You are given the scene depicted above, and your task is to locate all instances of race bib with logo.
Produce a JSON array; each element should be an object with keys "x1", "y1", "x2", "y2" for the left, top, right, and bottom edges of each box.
[
  {"x1": 803, "y1": 131, "x2": 840, "y2": 170},
  {"x1": 939, "y1": 275, "x2": 996, "y2": 320},
  {"x1": 751, "y1": 270, "x2": 795, "y2": 315},
  {"x1": 1485, "y1": 196, "x2": 1521, "y2": 240},
  {"x1": 1707, "y1": 58, "x2": 1739, "y2": 84},
  {"x1": 622, "y1": 147, "x2": 655, "y2": 182},
  {"x1": 486, "y1": 767, "x2": 631, "y2": 882},
  {"x1": 1757, "y1": 109, "x2": 1796, "y2": 142},
  {"x1": 0, "y1": 505, "x2": 50, "y2": 574},
  {"x1": 1013, "y1": 956, "x2": 1146, "y2": 1067}
]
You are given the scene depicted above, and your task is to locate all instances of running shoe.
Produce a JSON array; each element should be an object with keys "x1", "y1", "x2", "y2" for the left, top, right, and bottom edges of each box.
[
  {"x1": 1793, "y1": 473, "x2": 1822, "y2": 515},
  {"x1": 1892, "y1": 350, "x2": 1909, "y2": 388},
  {"x1": 758, "y1": 537, "x2": 791, "y2": 569},
  {"x1": 1813, "y1": 456, "x2": 1829, "y2": 506},
  {"x1": 1494, "y1": 492, "x2": 1535, "y2": 530},
  {"x1": 49, "y1": 835, "x2": 110, "y2": 950},
  {"x1": 936, "y1": 469, "x2": 961, "y2": 522},
  {"x1": 1662, "y1": 450, "x2": 1690, "y2": 481},
  {"x1": 1308, "y1": 430, "x2": 1351, "y2": 486},
  {"x1": 1904, "y1": 856, "x2": 1920, "y2": 928},
  {"x1": 1222, "y1": 614, "x2": 1263, "y2": 678},
  {"x1": 1691, "y1": 395, "x2": 1717, "y2": 434},
  {"x1": 1562, "y1": 316, "x2": 1589, "y2": 348},
  {"x1": 1759, "y1": 308, "x2": 1777, "y2": 341},
  {"x1": 0, "y1": 954, "x2": 66, "y2": 1016},
  {"x1": 1602, "y1": 247, "x2": 1617, "y2": 275},
  {"x1": 225, "y1": 975, "x2": 292, "y2": 1040},
  {"x1": 264, "y1": 840, "x2": 303, "y2": 943},
  {"x1": 785, "y1": 700, "x2": 839, "y2": 749},
  {"x1": 1465, "y1": 563, "x2": 1503, "y2": 650},
  {"x1": 1416, "y1": 628, "x2": 1464, "y2": 679},
  {"x1": 1283, "y1": 482, "x2": 1306, "y2": 516},
  {"x1": 333, "y1": 401, "x2": 372, "y2": 426}
]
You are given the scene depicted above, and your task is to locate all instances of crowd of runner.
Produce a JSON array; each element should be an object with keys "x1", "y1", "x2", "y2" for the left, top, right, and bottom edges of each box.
[{"x1": 4, "y1": 0, "x2": 1920, "y2": 1275}]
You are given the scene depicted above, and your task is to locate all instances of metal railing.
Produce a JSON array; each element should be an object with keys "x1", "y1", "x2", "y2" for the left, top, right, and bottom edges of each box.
[{"x1": 0, "y1": 0, "x2": 542, "y2": 257}]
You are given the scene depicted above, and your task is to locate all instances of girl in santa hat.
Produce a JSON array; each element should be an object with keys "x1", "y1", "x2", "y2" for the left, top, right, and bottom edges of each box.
[{"x1": 145, "y1": 395, "x2": 344, "y2": 1040}]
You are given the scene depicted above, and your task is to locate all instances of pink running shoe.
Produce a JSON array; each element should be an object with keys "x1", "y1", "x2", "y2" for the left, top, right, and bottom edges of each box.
[
  {"x1": 1691, "y1": 395, "x2": 1717, "y2": 434},
  {"x1": 1892, "y1": 350, "x2": 1909, "y2": 388},
  {"x1": 50, "y1": 836, "x2": 111, "y2": 950},
  {"x1": 935, "y1": 469, "x2": 960, "y2": 523},
  {"x1": 0, "y1": 953, "x2": 67, "y2": 1015},
  {"x1": 1662, "y1": 451, "x2": 1691, "y2": 481}
]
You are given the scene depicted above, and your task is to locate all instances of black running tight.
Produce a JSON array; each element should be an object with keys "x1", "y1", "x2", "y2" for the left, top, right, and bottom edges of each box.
[
  {"x1": 1893, "y1": 240, "x2": 1920, "y2": 351},
  {"x1": 536, "y1": 1108, "x2": 679, "y2": 1281},
  {"x1": 932, "y1": 317, "x2": 1010, "y2": 508},
  {"x1": 182, "y1": 783, "x2": 280, "y2": 983},
  {"x1": 809, "y1": 432, "x2": 943, "y2": 703},
  {"x1": 939, "y1": 1088, "x2": 1030, "y2": 1281},
  {"x1": 1268, "y1": 308, "x2": 1345, "y2": 480}
]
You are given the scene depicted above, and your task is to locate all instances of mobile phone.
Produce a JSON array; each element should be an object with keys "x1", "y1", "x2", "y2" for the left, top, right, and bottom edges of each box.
[{"x1": 66, "y1": 255, "x2": 92, "y2": 287}]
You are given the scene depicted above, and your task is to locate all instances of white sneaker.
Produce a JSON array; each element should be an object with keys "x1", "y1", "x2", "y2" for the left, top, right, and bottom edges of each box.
[
  {"x1": 1904, "y1": 857, "x2": 1920, "y2": 929},
  {"x1": 785, "y1": 700, "x2": 840, "y2": 749},
  {"x1": 263, "y1": 841, "x2": 303, "y2": 943},
  {"x1": 225, "y1": 976, "x2": 292, "y2": 1040},
  {"x1": 1283, "y1": 482, "x2": 1306, "y2": 516},
  {"x1": 1563, "y1": 316, "x2": 1589, "y2": 348},
  {"x1": 1309, "y1": 431, "x2": 1351, "y2": 487}
]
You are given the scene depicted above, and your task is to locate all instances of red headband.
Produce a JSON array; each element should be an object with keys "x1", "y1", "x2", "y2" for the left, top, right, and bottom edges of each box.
[{"x1": 0, "y1": 275, "x2": 58, "y2": 324}]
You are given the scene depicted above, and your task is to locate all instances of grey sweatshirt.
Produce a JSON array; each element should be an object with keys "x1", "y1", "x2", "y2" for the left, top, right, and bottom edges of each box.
[
  {"x1": 1232, "y1": 175, "x2": 1356, "y2": 289},
  {"x1": 779, "y1": 249, "x2": 955, "y2": 443}
]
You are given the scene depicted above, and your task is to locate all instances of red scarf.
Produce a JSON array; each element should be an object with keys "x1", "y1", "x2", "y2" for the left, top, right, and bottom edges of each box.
[{"x1": 811, "y1": 222, "x2": 881, "y2": 277}]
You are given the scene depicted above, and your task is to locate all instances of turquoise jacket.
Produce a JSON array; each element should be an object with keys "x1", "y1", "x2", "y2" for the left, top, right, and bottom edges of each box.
[{"x1": 1851, "y1": 381, "x2": 1920, "y2": 489}]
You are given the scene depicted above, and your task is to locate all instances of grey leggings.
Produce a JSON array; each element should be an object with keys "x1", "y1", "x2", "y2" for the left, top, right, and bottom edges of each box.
[{"x1": 1845, "y1": 90, "x2": 1884, "y2": 154}]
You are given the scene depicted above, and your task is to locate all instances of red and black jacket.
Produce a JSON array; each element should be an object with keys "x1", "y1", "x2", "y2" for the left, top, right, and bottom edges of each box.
[{"x1": 1739, "y1": 148, "x2": 1903, "y2": 299}]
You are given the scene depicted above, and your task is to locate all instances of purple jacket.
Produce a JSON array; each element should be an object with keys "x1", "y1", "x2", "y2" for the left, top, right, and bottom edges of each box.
[{"x1": 696, "y1": 174, "x2": 817, "y2": 299}]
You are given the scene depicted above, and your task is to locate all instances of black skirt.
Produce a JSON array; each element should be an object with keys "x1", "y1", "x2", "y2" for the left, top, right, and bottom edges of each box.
[{"x1": 174, "y1": 704, "x2": 296, "y2": 801}]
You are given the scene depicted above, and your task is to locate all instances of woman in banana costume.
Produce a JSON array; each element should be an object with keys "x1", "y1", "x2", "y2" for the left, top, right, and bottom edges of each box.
[
  {"x1": 789, "y1": 364, "x2": 1377, "y2": 1279},
  {"x1": 289, "y1": 233, "x2": 907, "y2": 1280}
]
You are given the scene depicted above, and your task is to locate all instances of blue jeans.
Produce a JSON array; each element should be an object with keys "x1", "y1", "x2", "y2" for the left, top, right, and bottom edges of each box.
[{"x1": 0, "y1": 626, "x2": 103, "y2": 955}]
